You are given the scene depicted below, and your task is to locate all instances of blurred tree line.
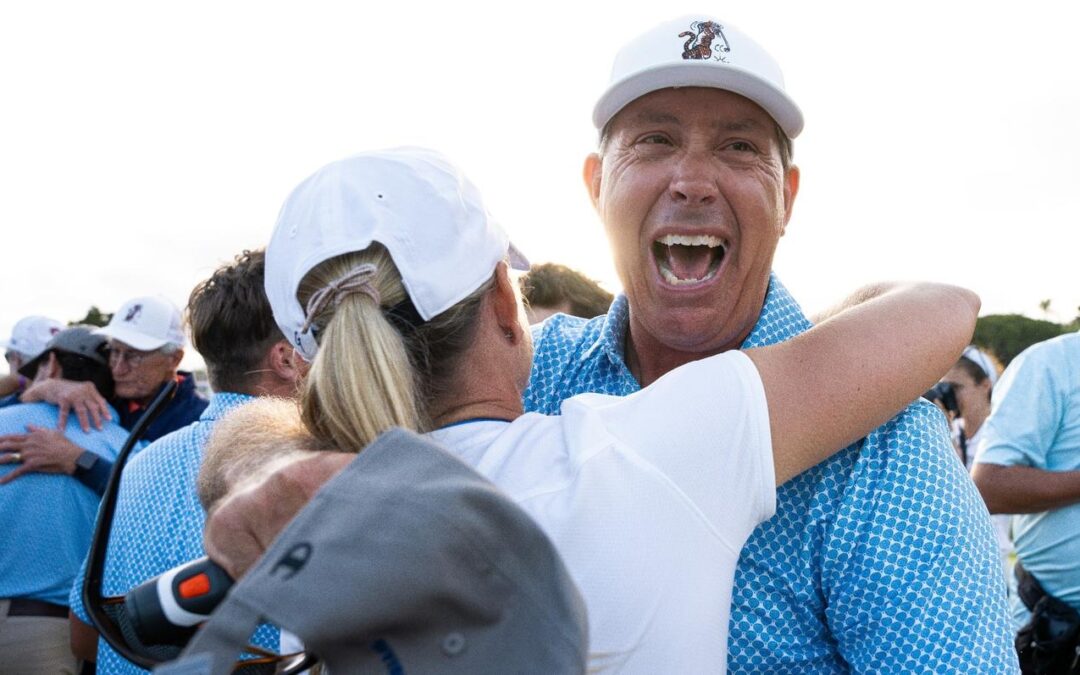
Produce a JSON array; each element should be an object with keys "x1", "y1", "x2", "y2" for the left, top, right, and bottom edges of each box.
[
  {"x1": 70, "y1": 306, "x2": 112, "y2": 328},
  {"x1": 66, "y1": 302, "x2": 1078, "y2": 369},
  {"x1": 974, "y1": 301, "x2": 1080, "y2": 367}
]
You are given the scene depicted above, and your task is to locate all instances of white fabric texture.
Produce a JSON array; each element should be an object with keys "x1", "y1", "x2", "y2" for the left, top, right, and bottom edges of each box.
[{"x1": 429, "y1": 349, "x2": 774, "y2": 673}]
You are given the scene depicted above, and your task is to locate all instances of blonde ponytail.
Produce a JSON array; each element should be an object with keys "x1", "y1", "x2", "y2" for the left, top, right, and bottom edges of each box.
[{"x1": 298, "y1": 245, "x2": 421, "y2": 452}]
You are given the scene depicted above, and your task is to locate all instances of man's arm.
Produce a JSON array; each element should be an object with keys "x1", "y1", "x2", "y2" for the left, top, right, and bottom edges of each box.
[
  {"x1": 972, "y1": 464, "x2": 1080, "y2": 513},
  {"x1": 972, "y1": 340, "x2": 1073, "y2": 514},
  {"x1": 20, "y1": 378, "x2": 112, "y2": 432},
  {"x1": 198, "y1": 398, "x2": 342, "y2": 579},
  {"x1": 0, "y1": 426, "x2": 112, "y2": 494}
]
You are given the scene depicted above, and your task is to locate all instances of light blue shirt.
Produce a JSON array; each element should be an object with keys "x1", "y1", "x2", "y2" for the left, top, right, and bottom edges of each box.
[
  {"x1": 0, "y1": 401, "x2": 127, "y2": 606},
  {"x1": 69, "y1": 393, "x2": 278, "y2": 673},
  {"x1": 525, "y1": 274, "x2": 1017, "y2": 673},
  {"x1": 976, "y1": 331, "x2": 1080, "y2": 612}
]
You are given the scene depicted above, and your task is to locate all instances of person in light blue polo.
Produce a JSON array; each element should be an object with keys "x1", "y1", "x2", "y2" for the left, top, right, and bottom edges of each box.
[
  {"x1": 974, "y1": 331, "x2": 1080, "y2": 634},
  {"x1": 0, "y1": 326, "x2": 127, "y2": 673},
  {"x1": 67, "y1": 250, "x2": 304, "y2": 672},
  {"x1": 525, "y1": 15, "x2": 1016, "y2": 672}
]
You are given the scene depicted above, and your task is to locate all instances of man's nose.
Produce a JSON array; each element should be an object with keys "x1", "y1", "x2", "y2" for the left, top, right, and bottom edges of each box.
[{"x1": 669, "y1": 152, "x2": 719, "y2": 205}]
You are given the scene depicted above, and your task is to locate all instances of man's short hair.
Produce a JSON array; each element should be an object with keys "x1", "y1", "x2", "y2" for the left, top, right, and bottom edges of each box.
[
  {"x1": 187, "y1": 249, "x2": 284, "y2": 393},
  {"x1": 521, "y1": 263, "x2": 614, "y2": 320}
]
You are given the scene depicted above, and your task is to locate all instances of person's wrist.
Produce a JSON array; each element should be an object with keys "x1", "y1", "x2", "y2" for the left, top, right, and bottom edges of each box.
[{"x1": 74, "y1": 450, "x2": 99, "y2": 476}]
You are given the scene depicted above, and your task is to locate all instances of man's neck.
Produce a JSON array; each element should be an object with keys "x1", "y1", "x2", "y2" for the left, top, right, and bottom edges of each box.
[{"x1": 624, "y1": 324, "x2": 748, "y2": 388}]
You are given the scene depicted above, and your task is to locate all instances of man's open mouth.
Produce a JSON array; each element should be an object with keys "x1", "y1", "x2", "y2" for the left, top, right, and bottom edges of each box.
[{"x1": 652, "y1": 234, "x2": 727, "y2": 286}]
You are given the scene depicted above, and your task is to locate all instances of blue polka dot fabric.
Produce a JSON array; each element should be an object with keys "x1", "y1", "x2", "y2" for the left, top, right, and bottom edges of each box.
[
  {"x1": 524, "y1": 274, "x2": 1018, "y2": 673},
  {"x1": 69, "y1": 393, "x2": 279, "y2": 673}
]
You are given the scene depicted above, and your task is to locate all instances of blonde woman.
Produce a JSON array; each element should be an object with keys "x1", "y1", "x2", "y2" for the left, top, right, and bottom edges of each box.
[{"x1": 203, "y1": 148, "x2": 979, "y2": 673}]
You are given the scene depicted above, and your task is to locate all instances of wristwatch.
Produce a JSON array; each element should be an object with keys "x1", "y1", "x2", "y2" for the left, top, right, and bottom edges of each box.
[{"x1": 75, "y1": 450, "x2": 99, "y2": 476}]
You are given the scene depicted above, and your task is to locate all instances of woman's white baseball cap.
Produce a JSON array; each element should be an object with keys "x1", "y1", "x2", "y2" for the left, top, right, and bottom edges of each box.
[
  {"x1": 593, "y1": 15, "x2": 803, "y2": 139},
  {"x1": 95, "y1": 296, "x2": 186, "y2": 351},
  {"x1": 266, "y1": 147, "x2": 529, "y2": 361}
]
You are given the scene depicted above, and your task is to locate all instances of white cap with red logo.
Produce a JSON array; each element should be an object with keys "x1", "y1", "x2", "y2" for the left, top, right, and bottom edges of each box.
[
  {"x1": 593, "y1": 16, "x2": 803, "y2": 139},
  {"x1": 95, "y1": 296, "x2": 185, "y2": 351}
]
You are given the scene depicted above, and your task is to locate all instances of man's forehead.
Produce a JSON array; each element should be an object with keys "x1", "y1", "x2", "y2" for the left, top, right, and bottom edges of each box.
[{"x1": 108, "y1": 338, "x2": 144, "y2": 352}]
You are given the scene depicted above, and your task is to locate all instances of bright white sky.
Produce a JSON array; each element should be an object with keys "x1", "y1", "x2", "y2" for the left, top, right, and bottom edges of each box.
[{"x1": 3, "y1": 2, "x2": 1078, "y2": 371}]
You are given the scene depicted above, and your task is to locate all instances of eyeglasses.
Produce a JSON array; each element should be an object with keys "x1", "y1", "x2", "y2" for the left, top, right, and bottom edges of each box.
[
  {"x1": 107, "y1": 347, "x2": 158, "y2": 369},
  {"x1": 82, "y1": 381, "x2": 318, "y2": 673}
]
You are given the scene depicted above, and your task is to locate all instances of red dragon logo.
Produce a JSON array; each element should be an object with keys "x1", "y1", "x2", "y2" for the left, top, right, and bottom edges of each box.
[{"x1": 679, "y1": 20, "x2": 731, "y2": 61}]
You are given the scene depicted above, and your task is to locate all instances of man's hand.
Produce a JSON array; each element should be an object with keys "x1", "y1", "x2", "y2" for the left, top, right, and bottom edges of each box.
[
  {"x1": 0, "y1": 425, "x2": 83, "y2": 483},
  {"x1": 204, "y1": 451, "x2": 353, "y2": 579},
  {"x1": 21, "y1": 379, "x2": 111, "y2": 432}
]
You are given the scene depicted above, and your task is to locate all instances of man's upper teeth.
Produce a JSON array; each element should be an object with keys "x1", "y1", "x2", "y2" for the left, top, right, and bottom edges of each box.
[{"x1": 658, "y1": 234, "x2": 723, "y2": 247}]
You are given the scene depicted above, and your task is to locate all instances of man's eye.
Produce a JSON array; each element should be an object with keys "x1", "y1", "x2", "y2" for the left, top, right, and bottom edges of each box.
[
  {"x1": 638, "y1": 134, "x2": 672, "y2": 145},
  {"x1": 726, "y1": 141, "x2": 757, "y2": 153}
]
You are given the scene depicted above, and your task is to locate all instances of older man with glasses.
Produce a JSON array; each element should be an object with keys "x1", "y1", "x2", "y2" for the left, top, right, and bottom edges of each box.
[{"x1": 0, "y1": 295, "x2": 208, "y2": 494}]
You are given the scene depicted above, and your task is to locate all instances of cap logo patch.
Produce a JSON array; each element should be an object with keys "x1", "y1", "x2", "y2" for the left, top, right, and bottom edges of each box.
[
  {"x1": 679, "y1": 20, "x2": 730, "y2": 62},
  {"x1": 124, "y1": 304, "x2": 143, "y2": 323}
]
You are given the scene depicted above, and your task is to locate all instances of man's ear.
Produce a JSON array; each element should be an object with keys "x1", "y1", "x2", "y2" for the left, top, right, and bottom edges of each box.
[
  {"x1": 268, "y1": 340, "x2": 303, "y2": 385},
  {"x1": 583, "y1": 153, "x2": 603, "y2": 210},
  {"x1": 167, "y1": 348, "x2": 185, "y2": 370},
  {"x1": 780, "y1": 165, "x2": 800, "y2": 236},
  {"x1": 38, "y1": 353, "x2": 61, "y2": 382},
  {"x1": 491, "y1": 262, "x2": 524, "y2": 344}
]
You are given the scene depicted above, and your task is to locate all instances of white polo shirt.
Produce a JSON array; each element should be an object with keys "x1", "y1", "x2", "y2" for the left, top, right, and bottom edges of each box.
[{"x1": 428, "y1": 350, "x2": 774, "y2": 673}]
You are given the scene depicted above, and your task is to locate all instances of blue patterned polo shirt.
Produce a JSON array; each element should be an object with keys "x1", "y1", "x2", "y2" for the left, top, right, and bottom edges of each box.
[
  {"x1": 70, "y1": 393, "x2": 279, "y2": 673},
  {"x1": 524, "y1": 274, "x2": 1018, "y2": 673},
  {"x1": 0, "y1": 402, "x2": 127, "y2": 606}
]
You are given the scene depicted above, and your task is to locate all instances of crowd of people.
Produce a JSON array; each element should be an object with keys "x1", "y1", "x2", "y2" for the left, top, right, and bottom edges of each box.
[{"x1": 1, "y1": 13, "x2": 1077, "y2": 675}]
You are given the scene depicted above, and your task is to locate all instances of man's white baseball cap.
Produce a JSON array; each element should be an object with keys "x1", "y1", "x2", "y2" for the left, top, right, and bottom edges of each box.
[
  {"x1": 96, "y1": 296, "x2": 185, "y2": 351},
  {"x1": 266, "y1": 147, "x2": 529, "y2": 361},
  {"x1": 3, "y1": 316, "x2": 64, "y2": 361},
  {"x1": 593, "y1": 15, "x2": 803, "y2": 139}
]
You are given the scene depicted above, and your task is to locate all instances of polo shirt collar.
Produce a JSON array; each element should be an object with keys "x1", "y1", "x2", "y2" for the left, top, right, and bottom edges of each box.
[
  {"x1": 592, "y1": 272, "x2": 812, "y2": 370},
  {"x1": 200, "y1": 392, "x2": 256, "y2": 423}
]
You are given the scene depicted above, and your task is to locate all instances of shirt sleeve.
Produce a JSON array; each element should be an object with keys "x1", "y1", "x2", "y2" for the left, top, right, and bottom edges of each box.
[
  {"x1": 823, "y1": 403, "x2": 1017, "y2": 672},
  {"x1": 565, "y1": 350, "x2": 775, "y2": 546},
  {"x1": 975, "y1": 343, "x2": 1064, "y2": 468}
]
